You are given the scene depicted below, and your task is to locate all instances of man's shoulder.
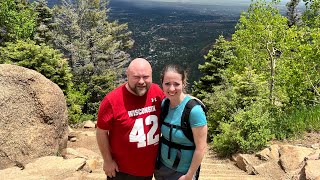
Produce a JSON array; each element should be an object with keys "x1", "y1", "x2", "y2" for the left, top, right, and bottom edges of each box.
[
  {"x1": 104, "y1": 84, "x2": 125, "y2": 99},
  {"x1": 150, "y1": 83, "x2": 162, "y2": 91},
  {"x1": 149, "y1": 83, "x2": 164, "y2": 97}
]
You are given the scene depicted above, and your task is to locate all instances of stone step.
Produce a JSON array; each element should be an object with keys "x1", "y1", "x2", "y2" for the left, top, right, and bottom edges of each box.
[
  {"x1": 198, "y1": 176, "x2": 267, "y2": 180},
  {"x1": 200, "y1": 168, "x2": 247, "y2": 174},
  {"x1": 201, "y1": 162, "x2": 238, "y2": 167},
  {"x1": 81, "y1": 174, "x2": 266, "y2": 180}
]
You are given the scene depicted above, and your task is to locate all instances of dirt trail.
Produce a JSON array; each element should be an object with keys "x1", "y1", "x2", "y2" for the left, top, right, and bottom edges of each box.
[
  {"x1": 199, "y1": 150, "x2": 266, "y2": 180},
  {"x1": 68, "y1": 128, "x2": 266, "y2": 180}
]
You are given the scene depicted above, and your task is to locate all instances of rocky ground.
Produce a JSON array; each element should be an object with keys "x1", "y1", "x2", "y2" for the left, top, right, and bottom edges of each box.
[
  {"x1": 68, "y1": 127, "x2": 267, "y2": 180},
  {"x1": 67, "y1": 126, "x2": 320, "y2": 180},
  {"x1": 0, "y1": 123, "x2": 319, "y2": 180}
]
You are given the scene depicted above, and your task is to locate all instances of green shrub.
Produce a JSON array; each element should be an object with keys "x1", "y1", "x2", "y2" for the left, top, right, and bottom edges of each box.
[
  {"x1": 66, "y1": 83, "x2": 91, "y2": 124},
  {"x1": 213, "y1": 102, "x2": 274, "y2": 156},
  {"x1": 0, "y1": 40, "x2": 72, "y2": 91},
  {"x1": 202, "y1": 85, "x2": 238, "y2": 139},
  {"x1": 211, "y1": 122, "x2": 240, "y2": 157},
  {"x1": 0, "y1": 40, "x2": 88, "y2": 124}
]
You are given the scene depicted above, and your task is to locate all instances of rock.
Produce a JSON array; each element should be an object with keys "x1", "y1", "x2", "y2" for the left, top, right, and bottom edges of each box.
[
  {"x1": 232, "y1": 144, "x2": 320, "y2": 180},
  {"x1": 83, "y1": 159, "x2": 99, "y2": 172},
  {"x1": 306, "y1": 150, "x2": 320, "y2": 161},
  {"x1": 83, "y1": 120, "x2": 96, "y2": 128},
  {"x1": 80, "y1": 131, "x2": 96, "y2": 137},
  {"x1": 68, "y1": 126, "x2": 77, "y2": 139},
  {"x1": 75, "y1": 148, "x2": 101, "y2": 160},
  {"x1": 0, "y1": 64, "x2": 68, "y2": 170},
  {"x1": 63, "y1": 148, "x2": 88, "y2": 159},
  {"x1": 256, "y1": 148, "x2": 270, "y2": 161},
  {"x1": 70, "y1": 137, "x2": 77, "y2": 142},
  {"x1": 304, "y1": 160, "x2": 320, "y2": 180},
  {"x1": 0, "y1": 156, "x2": 86, "y2": 179},
  {"x1": 311, "y1": 143, "x2": 320, "y2": 150},
  {"x1": 234, "y1": 154, "x2": 259, "y2": 175},
  {"x1": 279, "y1": 145, "x2": 314, "y2": 173},
  {"x1": 253, "y1": 161, "x2": 286, "y2": 180},
  {"x1": 269, "y1": 144, "x2": 280, "y2": 161}
]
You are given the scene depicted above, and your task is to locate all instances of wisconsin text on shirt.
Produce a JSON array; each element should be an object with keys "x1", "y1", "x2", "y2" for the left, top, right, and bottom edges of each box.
[{"x1": 128, "y1": 106, "x2": 156, "y2": 117}]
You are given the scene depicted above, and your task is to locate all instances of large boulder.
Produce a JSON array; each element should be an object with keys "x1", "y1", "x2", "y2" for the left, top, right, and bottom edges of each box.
[{"x1": 0, "y1": 64, "x2": 68, "y2": 170}]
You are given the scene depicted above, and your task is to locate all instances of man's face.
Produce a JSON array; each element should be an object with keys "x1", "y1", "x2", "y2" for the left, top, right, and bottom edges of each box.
[{"x1": 127, "y1": 69, "x2": 152, "y2": 96}]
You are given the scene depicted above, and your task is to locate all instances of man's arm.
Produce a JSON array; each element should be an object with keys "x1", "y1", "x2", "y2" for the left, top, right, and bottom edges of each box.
[{"x1": 96, "y1": 127, "x2": 119, "y2": 177}]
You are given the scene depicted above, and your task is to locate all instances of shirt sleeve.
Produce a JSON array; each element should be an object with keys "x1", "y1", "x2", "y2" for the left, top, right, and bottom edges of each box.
[
  {"x1": 189, "y1": 105, "x2": 207, "y2": 128},
  {"x1": 97, "y1": 97, "x2": 114, "y2": 130},
  {"x1": 160, "y1": 90, "x2": 166, "y2": 101}
]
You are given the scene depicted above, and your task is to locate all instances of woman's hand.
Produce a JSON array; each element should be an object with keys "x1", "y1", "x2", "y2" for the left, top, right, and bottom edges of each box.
[{"x1": 178, "y1": 173, "x2": 193, "y2": 180}]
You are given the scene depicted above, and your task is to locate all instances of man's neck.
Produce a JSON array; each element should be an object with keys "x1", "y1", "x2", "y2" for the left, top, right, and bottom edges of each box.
[{"x1": 125, "y1": 83, "x2": 137, "y2": 96}]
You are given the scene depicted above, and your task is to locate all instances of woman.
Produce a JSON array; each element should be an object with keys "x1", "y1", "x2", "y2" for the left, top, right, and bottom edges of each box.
[{"x1": 154, "y1": 64, "x2": 207, "y2": 180}]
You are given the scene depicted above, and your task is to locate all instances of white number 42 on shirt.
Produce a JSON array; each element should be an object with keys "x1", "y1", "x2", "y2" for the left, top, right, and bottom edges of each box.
[{"x1": 129, "y1": 115, "x2": 159, "y2": 148}]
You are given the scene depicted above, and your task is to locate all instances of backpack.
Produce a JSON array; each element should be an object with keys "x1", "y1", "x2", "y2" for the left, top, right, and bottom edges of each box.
[
  {"x1": 156, "y1": 97, "x2": 207, "y2": 179},
  {"x1": 160, "y1": 97, "x2": 207, "y2": 143}
]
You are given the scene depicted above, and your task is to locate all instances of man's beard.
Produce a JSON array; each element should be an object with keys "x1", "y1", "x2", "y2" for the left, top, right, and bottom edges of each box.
[{"x1": 129, "y1": 84, "x2": 149, "y2": 96}]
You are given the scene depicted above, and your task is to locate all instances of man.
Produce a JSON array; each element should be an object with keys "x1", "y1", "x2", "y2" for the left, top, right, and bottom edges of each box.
[{"x1": 96, "y1": 58, "x2": 165, "y2": 179}]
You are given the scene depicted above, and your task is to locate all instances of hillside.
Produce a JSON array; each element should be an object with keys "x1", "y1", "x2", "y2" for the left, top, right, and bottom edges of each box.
[{"x1": 47, "y1": 0, "x2": 243, "y2": 85}]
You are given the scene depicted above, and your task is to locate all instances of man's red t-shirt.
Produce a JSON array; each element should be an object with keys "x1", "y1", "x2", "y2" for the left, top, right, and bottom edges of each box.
[{"x1": 97, "y1": 83, "x2": 165, "y2": 176}]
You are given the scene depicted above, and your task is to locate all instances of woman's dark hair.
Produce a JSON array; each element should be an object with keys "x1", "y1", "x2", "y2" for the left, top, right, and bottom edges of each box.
[{"x1": 160, "y1": 64, "x2": 188, "y2": 92}]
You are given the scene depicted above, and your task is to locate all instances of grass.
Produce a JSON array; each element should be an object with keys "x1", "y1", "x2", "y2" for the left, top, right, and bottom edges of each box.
[{"x1": 272, "y1": 105, "x2": 320, "y2": 140}]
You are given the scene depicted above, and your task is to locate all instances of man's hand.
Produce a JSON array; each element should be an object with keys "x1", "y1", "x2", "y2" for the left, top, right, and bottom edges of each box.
[{"x1": 103, "y1": 159, "x2": 119, "y2": 178}]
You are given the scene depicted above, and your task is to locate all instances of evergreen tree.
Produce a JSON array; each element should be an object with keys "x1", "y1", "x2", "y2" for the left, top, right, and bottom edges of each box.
[
  {"x1": 34, "y1": 0, "x2": 55, "y2": 45},
  {"x1": 52, "y1": 0, "x2": 134, "y2": 119},
  {"x1": 0, "y1": 0, "x2": 37, "y2": 44},
  {"x1": 192, "y1": 35, "x2": 235, "y2": 99},
  {"x1": 0, "y1": 40, "x2": 72, "y2": 92},
  {"x1": 286, "y1": 0, "x2": 301, "y2": 27},
  {"x1": 52, "y1": 0, "x2": 133, "y2": 77}
]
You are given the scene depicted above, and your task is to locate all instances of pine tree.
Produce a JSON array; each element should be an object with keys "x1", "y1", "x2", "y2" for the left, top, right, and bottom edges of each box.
[
  {"x1": 286, "y1": 0, "x2": 301, "y2": 27},
  {"x1": 0, "y1": 40, "x2": 72, "y2": 92},
  {"x1": 34, "y1": 0, "x2": 55, "y2": 45},
  {"x1": 192, "y1": 35, "x2": 234, "y2": 99},
  {"x1": 52, "y1": 0, "x2": 134, "y2": 118},
  {"x1": 52, "y1": 0, "x2": 133, "y2": 77}
]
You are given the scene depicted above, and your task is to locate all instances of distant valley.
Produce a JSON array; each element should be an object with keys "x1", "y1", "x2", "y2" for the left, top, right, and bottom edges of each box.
[
  {"x1": 109, "y1": 0, "x2": 246, "y2": 85},
  {"x1": 47, "y1": 0, "x2": 249, "y2": 86}
]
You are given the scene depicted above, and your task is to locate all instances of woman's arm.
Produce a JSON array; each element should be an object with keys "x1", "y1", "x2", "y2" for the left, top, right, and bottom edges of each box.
[{"x1": 180, "y1": 125, "x2": 208, "y2": 180}]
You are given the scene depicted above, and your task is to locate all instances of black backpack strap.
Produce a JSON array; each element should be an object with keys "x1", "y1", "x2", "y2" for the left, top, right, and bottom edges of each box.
[
  {"x1": 160, "y1": 98, "x2": 170, "y2": 123},
  {"x1": 158, "y1": 97, "x2": 206, "y2": 171},
  {"x1": 181, "y1": 98, "x2": 207, "y2": 142},
  {"x1": 181, "y1": 99, "x2": 202, "y2": 142},
  {"x1": 195, "y1": 165, "x2": 201, "y2": 180},
  {"x1": 160, "y1": 136, "x2": 195, "y2": 150},
  {"x1": 156, "y1": 98, "x2": 171, "y2": 169}
]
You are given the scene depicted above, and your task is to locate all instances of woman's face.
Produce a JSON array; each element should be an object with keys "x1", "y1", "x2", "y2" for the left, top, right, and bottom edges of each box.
[{"x1": 162, "y1": 70, "x2": 184, "y2": 101}]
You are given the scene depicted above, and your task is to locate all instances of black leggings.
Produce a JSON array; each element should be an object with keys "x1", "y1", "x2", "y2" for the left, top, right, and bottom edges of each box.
[{"x1": 107, "y1": 171, "x2": 153, "y2": 180}]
